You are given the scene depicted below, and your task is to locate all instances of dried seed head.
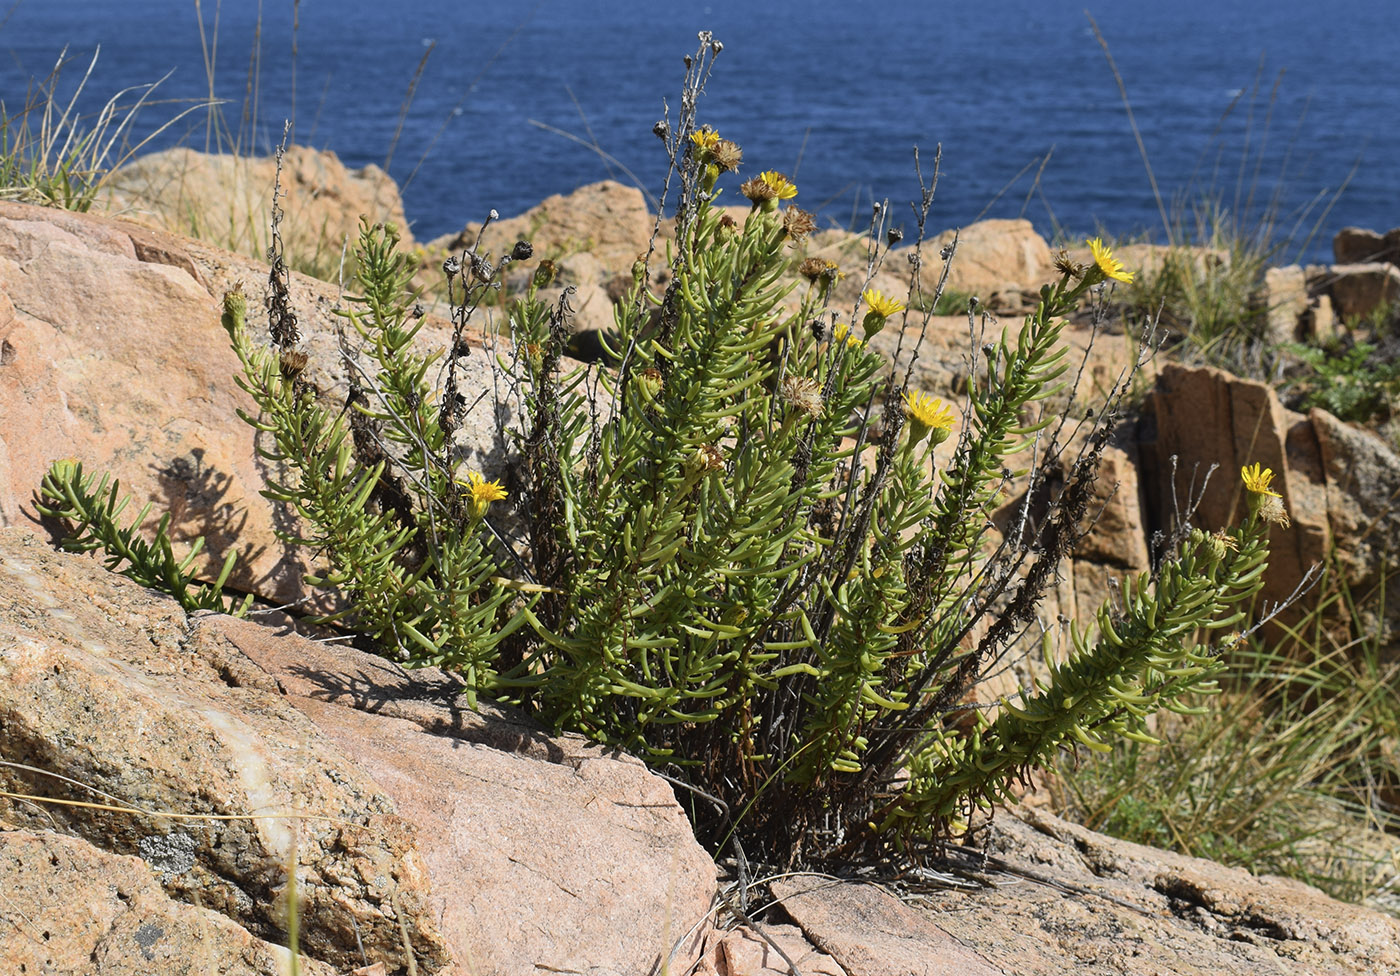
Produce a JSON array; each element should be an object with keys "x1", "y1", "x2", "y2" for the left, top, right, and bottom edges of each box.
[
  {"x1": 695, "y1": 443, "x2": 725, "y2": 472},
  {"x1": 278, "y1": 349, "x2": 309, "y2": 380},
  {"x1": 653, "y1": 119, "x2": 670, "y2": 141},
  {"x1": 782, "y1": 206, "x2": 816, "y2": 241},
  {"x1": 887, "y1": 227, "x2": 904, "y2": 246},
  {"x1": 1053, "y1": 249, "x2": 1086, "y2": 280},
  {"x1": 710, "y1": 139, "x2": 743, "y2": 173},
  {"x1": 511, "y1": 240, "x2": 534, "y2": 261},
  {"x1": 443, "y1": 255, "x2": 462, "y2": 278},
  {"x1": 718, "y1": 214, "x2": 739, "y2": 233},
  {"x1": 781, "y1": 375, "x2": 825, "y2": 419},
  {"x1": 741, "y1": 175, "x2": 777, "y2": 205},
  {"x1": 1257, "y1": 493, "x2": 1291, "y2": 527}
]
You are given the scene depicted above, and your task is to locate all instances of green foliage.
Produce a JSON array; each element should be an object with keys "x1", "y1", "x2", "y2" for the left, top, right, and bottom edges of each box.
[
  {"x1": 1, "y1": 48, "x2": 200, "y2": 212},
  {"x1": 40, "y1": 49, "x2": 1281, "y2": 867},
  {"x1": 1283, "y1": 340, "x2": 1400, "y2": 424},
  {"x1": 1053, "y1": 559, "x2": 1400, "y2": 907},
  {"x1": 222, "y1": 233, "x2": 522, "y2": 706},
  {"x1": 215, "y1": 110, "x2": 1275, "y2": 861},
  {"x1": 35, "y1": 460, "x2": 252, "y2": 616}
]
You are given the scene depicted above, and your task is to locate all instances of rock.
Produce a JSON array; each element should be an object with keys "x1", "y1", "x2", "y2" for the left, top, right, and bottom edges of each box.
[
  {"x1": 1326, "y1": 262, "x2": 1400, "y2": 322},
  {"x1": 770, "y1": 808, "x2": 1400, "y2": 976},
  {"x1": 1306, "y1": 292, "x2": 1338, "y2": 344},
  {"x1": 100, "y1": 145, "x2": 414, "y2": 265},
  {"x1": 929, "y1": 219, "x2": 1053, "y2": 298},
  {"x1": 1310, "y1": 407, "x2": 1400, "y2": 633},
  {"x1": 0, "y1": 829, "x2": 338, "y2": 976},
  {"x1": 1333, "y1": 226, "x2": 1400, "y2": 267},
  {"x1": 433, "y1": 180, "x2": 653, "y2": 271},
  {"x1": 1263, "y1": 264, "x2": 1308, "y2": 345},
  {"x1": 0, "y1": 529, "x2": 451, "y2": 973},
  {"x1": 697, "y1": 922, "x2": 849, "y2": 976},
  {"x1": 0, "y1": 526, "x2": 718, "y2": 975},
  {"x1": 1147, "y1": 363, "x2": 1330, "y2": 619},
  {"x1": 0, "y1": 200, "x2": 504, "y2": 608},
  {"x1": 770, "y1": 877, "x2": 1003, "y2": 976},
  {"x1": 206, "y1": 611, "x2": 718, "y2": 976}
]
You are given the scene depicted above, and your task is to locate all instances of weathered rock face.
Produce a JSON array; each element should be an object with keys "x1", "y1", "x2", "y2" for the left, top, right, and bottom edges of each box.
[
  {"x1": 1147, "y1": 361, "x2": 1400, "y2": 642},
  {"x1": 0, "y1": 200, "x2": 504, "y2": 608},
  {"x1": 769, "y1": 808, "x2": 1400, "y2": 976},
  {"x1": 0, "y1": 829, "x2": 338, "y2": 976},
  {"x1": 1327, "y1": 262, "x2": 1400, "y2": 321},
  {"x1": 929, "y1": 218, "x2": 1053, "y2": 302},
  {"x1": 0, "y1": 529, "x2": 451, "y2": 973},
  {"x1": 100, "y1": 145, "x2": 414, "y2": 261},
  {"x1": 1333, "y1": 225, "x2": 1400, "y2": 267},
  {"x1": 207, "y1": 612, "x2": 718, "y2": 976},
  {"x1": 0, "y1": 527, "x2": 717, "y2": 975}
]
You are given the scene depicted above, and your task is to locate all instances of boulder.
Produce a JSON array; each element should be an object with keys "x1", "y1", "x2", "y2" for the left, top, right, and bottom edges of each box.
[
  {"x1": 0, "y1": 529, "x2": 451, "y2": 973},
  {"x1": 1333, "y1": 226, "x2": 1400, "y2": 267},
  {"x1": 207, "y1": 612, "x2": 718, "y2": 976},
  {"x1": 1147, "y1": 363, "x2": 1330, "y2": 617},
  {"x1": 0, "y1": 200, "x2": 504, "y2": 608},
  {"x1": 929, "y1": 218, "x2": 1053, "y2": 299},
  {"x1": 100, "y1": 145, "x2": 414, "y2": 264},
  {"x1": 1326, "y1": 262, "x2": 1400, "y2": 322},
  {"x1": 1262, "y1": 264, "x2": 1308, "y2": 345},
  {"x1": 0, "y1": 526, "x2": 716, "y2": 975},
  {"x1": 771, "y1": 808, "x2": 1400, "y2": 976},
  {"x1": 0, "y1": 829, "x2": 338, "y2": 976},
  {"x1": 432, "y1": 179, "x2": 653, "y2": 271}
]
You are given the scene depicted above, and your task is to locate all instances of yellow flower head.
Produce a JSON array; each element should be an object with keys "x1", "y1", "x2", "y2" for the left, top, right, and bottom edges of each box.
[
  {"x1": 862, "y1": 288, "x2": 905, "y2": 337},
  {"x1": 689, "y1": 129, "x2": 721, "y2": 153},
  {"x1": 759, "y1": 170, "x2": 798, "y2": 201},
  {"x1": 832, "y1": 321, "x2": 865, "y2": 350},
  {"x1": 1240, "y1": 463, "x2": 1281, "y2": 498},
  {"x1": 1086, "y1": 237, "x2": 1134, "y2": 284},
  {"x1": 903, "y1": 391, "x2": 956, "y2": 447},
  {"x1": 863, "y1": 289, "x2": 905, "y2": 319},
  {"x1": 459, "y1": 471, "x2": 509, "y2": 519}
]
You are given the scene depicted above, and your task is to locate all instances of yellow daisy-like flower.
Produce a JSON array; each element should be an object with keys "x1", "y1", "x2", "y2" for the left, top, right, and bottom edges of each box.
[
  {"x1": 862, "y1": 288, "x2": 906, "y2": 337},
  {"x1": 1240, "y1": 463, "x2": 1281, "y2": 498},
  {"x1": 1086, "y1": 237, "x2": 1134, "y2": 284},
  {"x1": 759, "y1": 170, "x2": 798, "y2": 201},
  {"x1": 832, "y1": 322, "x2": 865, "y2": 350},
  {"x1": 459, "y1": 471, "x2": 509, "y2": 519},
  {"x1": 863, "y1": 289, "x2": 905, "y2": 319},
  {"x1": 689, "y1": 129, "x2": 721, "y2": 153},
  {"x1": 903, "y1": 391, "x2": 956, "y2": 447}
]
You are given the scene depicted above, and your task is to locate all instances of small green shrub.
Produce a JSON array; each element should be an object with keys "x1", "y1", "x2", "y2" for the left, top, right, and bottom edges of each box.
[
  {"x1": 1053, "y1": 558, "x2": 1400, "y2": 907},
  {"x1": 44, "y1": 42, "x2": 1285, "y2": 868},
  {"x1": 36, "y1": 460, "x2": 252, "y2": 616},
  {"x1": 1283, "y1": 340, "x2": 1400, "y2": 424}
]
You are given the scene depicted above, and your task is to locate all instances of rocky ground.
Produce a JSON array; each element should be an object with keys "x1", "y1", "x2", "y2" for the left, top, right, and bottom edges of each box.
[{"x1": 2, "y1": 146, "x2": 1399, "y2": 974}]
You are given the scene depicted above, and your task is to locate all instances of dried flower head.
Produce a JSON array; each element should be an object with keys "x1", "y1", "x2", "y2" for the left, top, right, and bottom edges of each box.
[
  {"x1": 459, "y1": 471, "x2": 508, "y2": 520},
  {"x1": 781, "y1": 375, "x2": 825, "y2": 419},
  {"x1": 741, "y1": 175, "x2": 778, "y2": 205},
  {"x1": 690, "y1": 443, "x2": 726, "y2": 473},
  {"x1": 903, "y1": 391, "x2": 956, "y2": 447},
  {"x1": 711, "y1": 139, "x2": 743, "y2": 173},
  {"x1": 1053, "y1": 249, "x2": 1085, "y2": 280},
  {"x1": 1257, "y1": 493, "x2": 1291, "y2": 527},
  {"x1": 718, "y1": 214, "x2": 739, "y2": 233},
  {"x1": 782, "y1": 206, "x2": 816, "y2": 241},
  {"x1": 278, "y1": 349, "x2": 309, "y2": 380},
  {"x1": 798, "y1": 257, "x2": 831, "y2": 282},
  {"x1": 1085, "y1": 237, "x2": 1134, "y2": 284}
]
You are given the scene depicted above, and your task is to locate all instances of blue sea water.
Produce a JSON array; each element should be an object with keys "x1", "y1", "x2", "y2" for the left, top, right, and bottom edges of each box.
[{"x1": 2, "y1": 0, "x2": 1396, "y2": 264}]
